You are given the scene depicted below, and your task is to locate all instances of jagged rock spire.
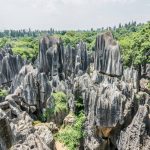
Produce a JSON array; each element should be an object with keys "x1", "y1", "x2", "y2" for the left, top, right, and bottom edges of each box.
[{"x1": 94, "y1": 31, "x2": 123, "y2": 76}]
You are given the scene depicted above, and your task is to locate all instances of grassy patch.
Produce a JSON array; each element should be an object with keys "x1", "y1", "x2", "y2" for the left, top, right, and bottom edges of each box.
[
  {"x1": 40, "y1": 92, "x2": 68, "y2": 121},
  {"x1": 0, "y1": 89, "x2": 8, "y2": 97},
  {"x1": 55, "y1": 112, "x2": 86, "y2": 150}
]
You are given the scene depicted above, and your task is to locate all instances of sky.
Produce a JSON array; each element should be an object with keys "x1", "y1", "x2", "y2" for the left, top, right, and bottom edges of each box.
[{"x1": 0, "y1": 0, "x2": 150, "y2": 30}]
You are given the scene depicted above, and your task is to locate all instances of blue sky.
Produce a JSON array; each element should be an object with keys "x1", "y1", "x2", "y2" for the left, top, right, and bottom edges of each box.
[{"x1": 0, "y1": 0, "x2": 150, "y2": 30}]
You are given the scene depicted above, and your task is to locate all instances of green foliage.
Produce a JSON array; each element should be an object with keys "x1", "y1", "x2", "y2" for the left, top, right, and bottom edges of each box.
[
  {"x1": 112, "y1": 21, "x2": 142, "y2": 40},
  {"x1": 53, "y1": 92, "x2": 85, "y2": 149},
  {"x1": 40, "y1": 92, "x2": 68, "y2": 121},
  {"x1": 119, "y1": 22, "x2": 150, "y2": 67},
  {"x1": 75, "y1": 96, "x2": 84, "y2": 115},
  {"x1": 55, "y1": 112, "x2": 86, "y2": 150},
  {"x1": 0, "y1": 37, "x2": 39, "y2": 61},
  {"x1": 52, "y1": 91, "x2": 68, "y2": 114},
  {"x1": 0, "y1": 89, "x2": 8, "y2": 97},
  {"x1": 12, "y1": 37, "x2": 39, "y2": 61},
  {"x1": 55, "y1": 31, "x2": 98, "y2": 50},
  {"x1": 0, "y1": 38, "x2": 8, "y2": 48}
]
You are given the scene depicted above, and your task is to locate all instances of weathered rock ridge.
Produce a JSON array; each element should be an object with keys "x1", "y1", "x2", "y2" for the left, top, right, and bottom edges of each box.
[{"x1": 0, "y1": 32, "x2": 150, "y2": 150}]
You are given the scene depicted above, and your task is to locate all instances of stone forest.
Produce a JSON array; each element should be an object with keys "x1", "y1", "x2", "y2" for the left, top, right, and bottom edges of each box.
[{"x1": 0, "y1": 22, "x2": 150, "y2": 150}]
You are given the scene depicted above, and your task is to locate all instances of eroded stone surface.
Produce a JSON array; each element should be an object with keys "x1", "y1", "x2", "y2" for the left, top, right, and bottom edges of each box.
[
  {"x1": 94, "y1": 32, "x2": 122, "y2": 76},
  {"x1": 117, "y1": 105, "x2": 150, "y2": 150},
  {"x1": 0, "y1": 46, "x2": 23, "y2": 87},
  {"x1": 0, "y1": 97, "x2": 55, "y2": 150}
]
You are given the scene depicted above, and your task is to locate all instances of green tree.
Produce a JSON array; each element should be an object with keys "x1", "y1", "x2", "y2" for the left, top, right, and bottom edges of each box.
[{"x1": 119, "y1": 22, "x2": 150, "y2": 77}]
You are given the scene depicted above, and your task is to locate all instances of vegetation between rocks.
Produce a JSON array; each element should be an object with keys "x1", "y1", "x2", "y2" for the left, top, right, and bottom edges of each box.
[
  {"x1": 40, "y1": 92, "x2": 68, "y2": 121},
  {"x1": 0, "y1": 89, "x2": 8, "y2": 97},
  {"x1": 55, "y1": 112, "x2": 86, "y2": 150}
]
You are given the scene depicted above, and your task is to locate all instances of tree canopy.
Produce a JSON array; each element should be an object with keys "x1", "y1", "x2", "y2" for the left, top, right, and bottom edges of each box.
[{"x1": 119, "y1": 22, "x2": 150, "y2": 67}]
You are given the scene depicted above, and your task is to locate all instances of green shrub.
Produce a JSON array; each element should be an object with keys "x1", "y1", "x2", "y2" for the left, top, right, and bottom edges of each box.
[
  {"x1": 119, "y1": 22, "x2": 150, "y2": 67},
  {"x1": 12, "y1": 37, "x2": 39, "y2": 61},
  {"x1": 52, "y1": 92, "x2": 68, "y2": 114},
  {"x1": 148, "y1": 81, "x2": 150, "y2": 89},
  {"x1": 40, "y1": 92, "x2": 68, "y2": 121},
  {"x1": 0, "y1": 89, "x2": 8, "y2": 97},
  {"x1": 0, "y1": 38, "x2": 8, "y2": 48},
  {"x1": 55, "y1": 112, "x2": 86, "y2": 150},
  {"x1": 75, "y1": 96, "x2": 84, "y2": 115}
]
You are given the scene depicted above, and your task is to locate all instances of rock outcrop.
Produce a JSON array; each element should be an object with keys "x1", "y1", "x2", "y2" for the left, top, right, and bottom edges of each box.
[
  {"x1": 0, "y1": 45, "x2": 23, "y2": 87},
  {"x1": 11, "y1": 64, "x2": 52, "y2": 118},
  {"x1": 39, "y1": 36, "x2": 64, "y2": 79},
  {"x1": 0, "y1": 96, "x2": 55, "y2": 150},
  {"x1": 74, "y1": 70, "x2": 138, "y2": 149},
  {"x1": 94, "y1": 32, "x2": 122, "y2": 76},
  {"x1": 117, "y1": 105, "x2": 150, "y2": 150},
  {"x1": 75, "y1": 41, "x2": 88, "y2": 75}
]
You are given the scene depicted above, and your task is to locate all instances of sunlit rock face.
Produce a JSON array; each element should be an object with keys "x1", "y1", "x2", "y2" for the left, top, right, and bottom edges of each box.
[
  {"x1": 122, "y1": 67, "x2": 139, "y2": 90},
  {"x1": 94, "y1": 32, "x2": 123, "y2": 76},
  {"x1": 146, "y1": 64, "x2": 150, "y2": 78}
]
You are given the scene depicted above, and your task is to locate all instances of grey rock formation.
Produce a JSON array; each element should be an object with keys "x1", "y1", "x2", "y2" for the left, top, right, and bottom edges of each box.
[
  {"x1": 140, "y1": 78, "x2": 150, "y2": 94},
  {"x1": 94, "y1": 32, "x2": 122, "y2": 76},
  {"x1": 64, "y1": 41, "x2": 88, "y2": 78},
  {"x1": 39, "y1": 36, "x2": 52, "y2": 73},
  {"x1": 122, "y1": 67, "x2": 139, "y2": 90},
  {"x1": 0, "y1": 109, "x2": 14, "y2": 150},
  {"x1": 39, "y1": 36, "x2": 64, "y2": 80},
  {"x1": 146, "y1": 63, "x2": 150, "y2": 78},
  {"x1": 11, "y1": 65, "x2": 52, "y2": 114},
  {"x1": 0, "y1": 96, "x2": 55, "y2": 150},
  {"x1": 117, "y1": 105, "x2": 150, "y2": 150},
  {"x1": 75, "y1": 41, "x2": 88, "y2": 75},
  {"x1": 64, "y1": 45, "x2": 75, "y2": 77},
  {"x1": 0, "y1": 46, "x2": 23, "y2": 87},
  {"x1": 11, "y1": 64, "x2": 35, "y2": 92},
  {"x1": 74, "y1": 69, "x2": 139, "y2": 149}
]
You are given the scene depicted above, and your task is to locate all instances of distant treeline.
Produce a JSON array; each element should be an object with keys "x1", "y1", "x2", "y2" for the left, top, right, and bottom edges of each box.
[{"x1": 0, "y1": 21, "x2": 144, "y2": 38}]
